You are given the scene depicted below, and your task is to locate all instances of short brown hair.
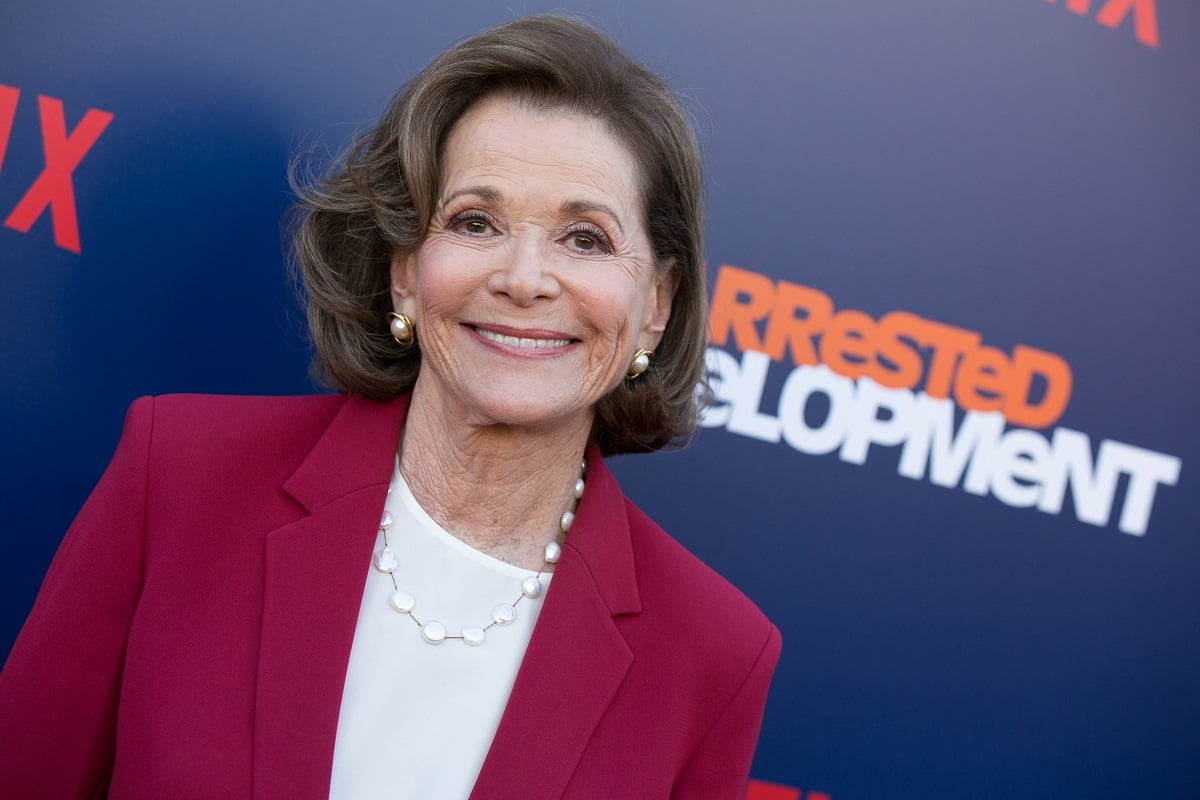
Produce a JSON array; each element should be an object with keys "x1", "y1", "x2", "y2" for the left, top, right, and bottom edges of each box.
[{"x1": 289, "y1": 15, "x2": 707, "y2": 455}]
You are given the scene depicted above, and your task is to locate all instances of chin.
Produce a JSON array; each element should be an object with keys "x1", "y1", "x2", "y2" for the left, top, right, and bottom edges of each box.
[{"x1": 465, "y1": 391, "x2": 597, "y2": 434}]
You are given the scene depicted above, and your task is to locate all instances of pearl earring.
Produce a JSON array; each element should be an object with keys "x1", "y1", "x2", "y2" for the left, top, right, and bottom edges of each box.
[
  {"x1": 626, "y1": 348, "x2": 653, "y2": 380},
  {"x1": 386, "y1": 312, "x2": 415, "y2": 347}
]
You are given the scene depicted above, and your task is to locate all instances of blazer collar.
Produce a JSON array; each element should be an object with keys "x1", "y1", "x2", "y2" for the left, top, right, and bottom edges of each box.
[
  {"x1": 253, "y1": 392, "x2": 644, "y2": 799},
  {"x1": 254, "y1": 393, "x2": 408, "y2": 798},
  {"x1": 561, "y1": 444, "x2": 642, "y2": 616},
  {"x1": 282, "y1": 392, "x2": 411, "y2": 511},
  {"x1": 469, "y1": 445, "x2": 644, "y2": 798}
]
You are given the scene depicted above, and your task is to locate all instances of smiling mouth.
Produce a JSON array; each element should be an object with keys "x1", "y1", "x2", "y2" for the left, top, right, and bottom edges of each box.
[{"x1": 473, "y1": 327, "x2": 574, "y2": 349}]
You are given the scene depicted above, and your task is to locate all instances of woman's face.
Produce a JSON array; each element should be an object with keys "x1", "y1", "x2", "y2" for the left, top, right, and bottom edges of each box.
[{"x1": 391, "y1": 94, "x2": 673, "y2": 434}]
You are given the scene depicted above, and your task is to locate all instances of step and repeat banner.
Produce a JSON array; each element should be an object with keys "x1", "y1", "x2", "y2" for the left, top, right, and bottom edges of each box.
[{"x1": 2, "y1": 2, "x2": 1197, "y2": 797}]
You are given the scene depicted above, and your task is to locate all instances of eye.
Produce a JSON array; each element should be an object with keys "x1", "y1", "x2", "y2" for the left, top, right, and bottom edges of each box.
[
  {"x1": 563, "y1": 224, "x2": 612, "y2": 255},
  {"x1": 571, "y1": 233, "x2": 598, "y2": 251},
  {"x1": 449, "y1": 211, "x2": 496, "y2": 237}
]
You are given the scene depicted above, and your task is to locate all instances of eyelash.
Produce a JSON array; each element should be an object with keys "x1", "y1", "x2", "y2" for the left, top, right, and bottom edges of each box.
[
  {"x1": 563, "y1": 223, "x2": 613, "y2": 255},
  {"x1": 449, "y1": 210, "x2": 495, "y2": 236},
  {"x1": 447, "y1": 211, "x2": 614, "y2": 255}
]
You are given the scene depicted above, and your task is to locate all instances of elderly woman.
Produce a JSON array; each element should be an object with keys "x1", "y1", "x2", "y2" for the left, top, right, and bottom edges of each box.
[{"x1": 0, "y1": 15, "x2": 780, "y2": 799}]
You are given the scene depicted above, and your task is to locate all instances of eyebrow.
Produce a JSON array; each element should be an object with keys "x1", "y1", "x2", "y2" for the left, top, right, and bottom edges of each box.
[
  {"x1": 438, "y1": 188, "x2": 627, "y2": 237},
  {"x1": 559, "y1": 200, "x2": 626, "y2": 237},
  {"x1": 439, "y1": 186, "x2": 503, "y2": 211}
]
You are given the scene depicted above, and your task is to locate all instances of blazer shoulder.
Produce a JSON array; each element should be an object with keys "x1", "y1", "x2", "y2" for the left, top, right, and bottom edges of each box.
[
  {"x1": 133, "y1": 392, "x2": 348, "y2": 445},
  {"x1": 111, "y1": 394, "x2": 355, "y2": 490},
  {"x1": 623, "y1": 497, "x2": 780, "y2": 665},
  {"x1": 145, "y1": 392, "x2": 348, "y2": 422}
]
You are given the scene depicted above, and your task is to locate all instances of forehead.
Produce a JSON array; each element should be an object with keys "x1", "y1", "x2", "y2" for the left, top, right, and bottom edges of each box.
[{"x1": 438, "y1": 95, "x2": 644, "y2": 213}]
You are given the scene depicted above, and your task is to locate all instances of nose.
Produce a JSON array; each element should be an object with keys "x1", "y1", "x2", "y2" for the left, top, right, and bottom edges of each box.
[{"x1": 487, "y1": 232, "x2": 560, "y2": 306}]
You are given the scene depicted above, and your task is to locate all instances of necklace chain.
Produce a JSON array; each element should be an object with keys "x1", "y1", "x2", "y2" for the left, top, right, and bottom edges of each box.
[{"x1": 374, "y1": 458, "x2": 586, "y2": 646}]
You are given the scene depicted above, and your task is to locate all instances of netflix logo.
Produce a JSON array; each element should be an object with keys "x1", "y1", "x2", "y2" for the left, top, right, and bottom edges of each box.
[
  {"x1": 0, "y1": 84, "x2": 112, "y2": 254},
  {"x1": 747, "y1": 779, "x2": 830, "y2": 800}
]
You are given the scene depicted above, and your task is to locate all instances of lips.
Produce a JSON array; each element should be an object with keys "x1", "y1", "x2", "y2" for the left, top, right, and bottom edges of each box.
[{"x1": 473, "y1": 326, "x2": 574, "y2": 349}]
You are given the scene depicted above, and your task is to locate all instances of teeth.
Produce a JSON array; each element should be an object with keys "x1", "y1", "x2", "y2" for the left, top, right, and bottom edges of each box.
[{"x1": 475, "y1": 327, "x2": 572, "y2": 348}]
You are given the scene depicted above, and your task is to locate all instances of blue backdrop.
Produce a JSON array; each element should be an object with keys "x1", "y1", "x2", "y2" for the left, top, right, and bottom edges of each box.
[{"x1": 3, "y1": 2, "x2": 1198, "y2": 797}]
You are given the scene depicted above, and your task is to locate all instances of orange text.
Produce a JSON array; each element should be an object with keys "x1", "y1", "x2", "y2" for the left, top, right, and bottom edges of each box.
[{"x1": 708, "y1": 264, "x2": 1073, "y2": 429}]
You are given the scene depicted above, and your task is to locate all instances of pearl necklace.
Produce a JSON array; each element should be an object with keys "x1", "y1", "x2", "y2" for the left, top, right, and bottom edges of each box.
[{"x1": 373, "y1": 459, "x2": 586, "y2": 646}]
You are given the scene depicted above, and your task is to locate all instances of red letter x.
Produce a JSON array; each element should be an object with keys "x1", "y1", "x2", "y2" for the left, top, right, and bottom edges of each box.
[
  {"x1": 0, "y1": 85, "x2": 19, "y2": 173},
  {"x1": 1096, "y1": 0, "x2": 1159, "y2": 47},
  {"x1": 3, "y1": 95, "x2": 113, "y2": 254},
  {"x1": 746, "y1": 780, "x2": 802, "y2": 800}
]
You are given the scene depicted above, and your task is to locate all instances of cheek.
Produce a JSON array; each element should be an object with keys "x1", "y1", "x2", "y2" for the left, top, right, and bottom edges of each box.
[
  {"x1": 413, "y1": 245, "x2": 483, "y2": 319},
  {"x1": 417, "y1": 273, "x2": 464, "y2": 314},
  {"x1": 568, "y1": 288, "x2": 629, "y2": 341},
  {"x1": 575, "y1": 288, "x2": 649, "y2": 376},
  {"x1": 596, "y1": 282, "x2": 652, "y2": 339}
]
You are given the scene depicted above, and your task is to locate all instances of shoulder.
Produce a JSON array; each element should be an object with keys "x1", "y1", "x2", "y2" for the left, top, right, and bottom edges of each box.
[
  {"x1": 124, "y1": 392, "x2": 347, "y2": 446},
  {"x1": 624, "y1": 498, "x2": 772, "y2": 632},
  {"x1": 621, "y1": 496, "x2": 781, "y2": 685},
  {"x1": 132, "y1": 392, "x2": 347, "y2": 427},
  {"x1": 114, "y1": 393, "x2": 351, "y2": 481}
]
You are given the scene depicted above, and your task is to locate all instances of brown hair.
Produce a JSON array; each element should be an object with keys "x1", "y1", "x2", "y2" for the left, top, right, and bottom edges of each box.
[{"x1": 289, "y1": 14, "x2": 707, "y2": 454}]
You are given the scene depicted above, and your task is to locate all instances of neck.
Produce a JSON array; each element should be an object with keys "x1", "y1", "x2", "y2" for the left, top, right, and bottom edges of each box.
[{"x1": 398, "y1": 382, "x2": 591, "y2": 570}]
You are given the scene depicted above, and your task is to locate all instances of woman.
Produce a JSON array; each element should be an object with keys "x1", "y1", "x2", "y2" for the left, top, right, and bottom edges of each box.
[{"x1": 0, "y1": 15, "x2": 780, "y2": 799}]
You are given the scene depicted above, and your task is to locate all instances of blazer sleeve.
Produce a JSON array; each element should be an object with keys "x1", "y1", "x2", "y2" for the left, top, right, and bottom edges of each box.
[
  {"x1": 0, "y1": 396, "x2": 154, "y2": 797},
  {"x1": 672, "y1": 623, "x2": 783, "y2": 799}
]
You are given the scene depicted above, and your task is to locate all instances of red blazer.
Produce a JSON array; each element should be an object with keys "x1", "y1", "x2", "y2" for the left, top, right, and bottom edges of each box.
[{"x1": 0, "y1": 393, "x2": 781, "y2": 799}]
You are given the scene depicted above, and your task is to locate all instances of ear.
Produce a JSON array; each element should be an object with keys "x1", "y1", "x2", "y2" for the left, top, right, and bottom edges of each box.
[
  {"x1": 389, "y1": 250, "x2": 419, "y2": 316},
  {"x1": 640, "y1": 263, "x2": 678, "y2": 349}
]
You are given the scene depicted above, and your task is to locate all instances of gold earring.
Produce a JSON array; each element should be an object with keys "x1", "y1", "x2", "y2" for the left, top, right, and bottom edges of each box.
[
  {"x1": 386, "y1": 312, "x2": 415, "y2": 347},
  {"x1": 626, "y1": 348, "x2": 653, "y2": 380}
]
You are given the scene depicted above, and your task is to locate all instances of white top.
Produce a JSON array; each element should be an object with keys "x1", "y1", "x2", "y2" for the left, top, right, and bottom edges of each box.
[{"x1": 329, "y1": 460, "x2": 551, "y2": 800}]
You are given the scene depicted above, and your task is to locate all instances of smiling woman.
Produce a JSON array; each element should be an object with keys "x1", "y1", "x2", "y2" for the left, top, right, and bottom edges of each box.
[
  {"x1": 0, "y1": 15, "x2": 780, "y2": 800},
  {"x1": 290, "y1": 15, "x2": 710, "y2": 457},
  {"x1": 392, "y1": 95, "x2": 674, "y2": 438}
]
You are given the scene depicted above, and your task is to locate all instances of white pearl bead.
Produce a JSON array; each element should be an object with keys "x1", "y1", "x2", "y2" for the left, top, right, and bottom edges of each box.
[
  {"x1": 374, "y1": 547, "x2": 398, "y2": 573},
  {"x1": 421, "y1": 620, "x2": 447, "y2": 645},
  {"x1": 389, "y1": 590, "x2": 415, "y2": 614},
  {"x1": 491, "y1": 603, "x2": 516, "y2": 626},
  {"x1": 631, "y1": 353, "x2": 649, "y2": 374},
  {"x1": 390, "y1": 317, "x2": 410, "y2": 339},
  {"x1": 377, "y1": 460, "x2": 589, "y2": 646}
]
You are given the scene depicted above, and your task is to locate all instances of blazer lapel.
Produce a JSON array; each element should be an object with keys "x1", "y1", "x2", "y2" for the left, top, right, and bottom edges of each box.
[
  {"x1": 249, "y1": 396, "x2": 642, "y2": 799},
  {"x1": 470, "y1": 447, "x2": 643, "y2": 799},
  {"x1": 253, "y1": 394, "x2": 409, "y2": 799}
]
